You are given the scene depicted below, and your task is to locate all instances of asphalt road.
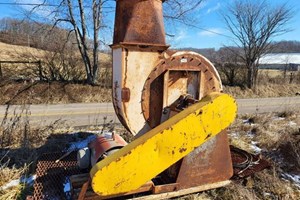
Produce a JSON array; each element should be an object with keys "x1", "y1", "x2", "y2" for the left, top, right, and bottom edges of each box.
[{"x1": 0, "y1": 97, "x2": 299, "y2": 127}]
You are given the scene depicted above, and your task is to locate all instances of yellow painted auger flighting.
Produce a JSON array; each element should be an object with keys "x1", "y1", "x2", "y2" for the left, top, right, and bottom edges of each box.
[{"x1": 90, "y1": 92, "x2": 237, "y2": 197}]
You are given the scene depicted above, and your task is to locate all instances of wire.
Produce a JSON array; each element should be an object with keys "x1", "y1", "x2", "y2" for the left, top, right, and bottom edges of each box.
[
  {"x1": 0, "y1": 2, "x2": 113, "y2": 9},
  {"x1": 168, "y1": 18, "x2": 234, "y2": 40},
  {"x1": 0, "y1": 2, "x2": 58, "y2": 7},
  {"x1": 182, "y1": 21, "x2": 234, "y2": 39},
  {"x1": 191, "y1": 25, "x2": 234, "y2": 39}
]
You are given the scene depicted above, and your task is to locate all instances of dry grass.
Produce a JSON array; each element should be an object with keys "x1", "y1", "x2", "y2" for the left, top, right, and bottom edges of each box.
[
  {"x1": 224, "y1": 83, "x2": 300, "y2": 98},
  {"x1": 177, "y1": 111, "x2": 300, "y2": 200},
  {"x1": 0, "y1": 96, "x2": 299, "y2": 199},
  {"x1": 259, "y1": 69, "x2": 284, "y2": 78},
  {"x1": 0, "y1": 81, "x2": 298, "y2": 105},
  {"x1": 0, "y1": 161, "x2": 29, "y2": 200},
  {"x1": 0, "y1": 105, "x2": 72, "y2": 199},
  {"x1": 0, "y1": 42, "x2": 45, "y2": 61},
  {"x1": 0, "y1": 41, "x2": 111, "y2": 83},
  {"x1": 208, "y1": 170, "x2": 299, "y2": 200},
  {"x1": 0, "y1": 42, "x2": 110, "y2": 62},
  {"x1": 0, "y1": 81, "x2": 112, "y2": 105},
  {"x1": 221, "y1": 111, "x2": 300, "y2": 199}
]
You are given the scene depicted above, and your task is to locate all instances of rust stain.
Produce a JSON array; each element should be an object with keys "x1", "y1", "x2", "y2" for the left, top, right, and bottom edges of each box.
[
  {"x1": 197, "y1": 110, "x2": 203, "y2": 116},
  {"x1": 113, "y1": 0, "x2": 166, "y2": 46},
  {"x1": 205, "y1": 133, "x2": 212, "y2": 140},
  {"x1": 179, "y1": 148, "x2": 187, "y2": 153}
]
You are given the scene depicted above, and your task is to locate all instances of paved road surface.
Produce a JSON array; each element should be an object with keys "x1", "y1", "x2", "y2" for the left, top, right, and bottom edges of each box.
[{"x1": 0, "y1": 97, "x2": 299, "y2": 127}]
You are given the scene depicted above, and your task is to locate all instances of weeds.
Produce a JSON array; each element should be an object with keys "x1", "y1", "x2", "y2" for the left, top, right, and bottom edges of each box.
[
  {"x1": 223, "y1": 83, "x2": 300, "y2": 98},
  {"x1": 0, "y1": 81, "x2": 112, "y2": 105},
  {"x1": 0, "y1": 104, "x2": 67, "y2": 199},
  {"x1": 227, "y1": 111, "x2": 300, "y2": 199}
]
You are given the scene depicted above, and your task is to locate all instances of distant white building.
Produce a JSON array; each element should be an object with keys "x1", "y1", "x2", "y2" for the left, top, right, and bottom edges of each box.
[{"x1": 259, "y1": 53, "x2": 300, "y2": 71}]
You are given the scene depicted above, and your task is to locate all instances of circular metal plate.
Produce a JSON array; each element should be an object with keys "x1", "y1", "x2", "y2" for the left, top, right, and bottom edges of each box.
[{"x1": 141, "y1": 52, "x2": 222, "y2": 128}]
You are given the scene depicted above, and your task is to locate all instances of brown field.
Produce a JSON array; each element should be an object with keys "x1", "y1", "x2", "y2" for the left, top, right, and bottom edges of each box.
[
  {"x1": 223, "y1": 83, "x2": 300, "y2": 99},
  {"x1": 0, "y1": 42, "x2": 46, "y2": 61},
  {"x1": 0, "y1": 42, "x2": 110, "y2": 61},
  {"x1": 258, "y1": 69, "x2": 284, "y2": 78},
  {"x1": 0, "y1": 81, "x2": 112, "y2": 105}
]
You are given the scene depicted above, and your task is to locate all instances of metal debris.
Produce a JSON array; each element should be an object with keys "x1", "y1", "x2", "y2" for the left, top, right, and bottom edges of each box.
[
  {"x1": 231, "y1": 146, "x2": 271, "y2": 178},
  {"x1": 33, "y1": 152, "x2": 85, "y2": 200}
]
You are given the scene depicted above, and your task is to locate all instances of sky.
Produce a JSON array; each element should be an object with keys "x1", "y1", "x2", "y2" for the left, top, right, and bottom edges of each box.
[{"x1": 0, "y1": 0, "x2": 300, "y2": 50}]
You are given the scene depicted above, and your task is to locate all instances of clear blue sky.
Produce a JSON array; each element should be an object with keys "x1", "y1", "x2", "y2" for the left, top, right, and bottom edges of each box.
[
  {"x1": 168, "y1": 0, "x2": 300, "y2": 49},
  {"x1": 0, "y1": 0, "x2": 299, "y2": 49}
]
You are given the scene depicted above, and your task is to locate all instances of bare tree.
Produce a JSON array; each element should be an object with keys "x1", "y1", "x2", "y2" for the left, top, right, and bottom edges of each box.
[
  {"x1": 214, "y1": 47, "x2": 245, "y2": 86},
  {"x1": 223, "y1": 0, "x2": 294, "y2": 88},
  {"x1": 64, "y1": 0, "x2": 106, "y2": 84},
  {"x1": 164, "y1": 0, "x2": 203, "y2": 22},
  {"x1": 19, "y1": 0, "x2": 204, "y2": 85},
  {"x1": 18, "y1": 0, "x2": 110, "y2": 85}
]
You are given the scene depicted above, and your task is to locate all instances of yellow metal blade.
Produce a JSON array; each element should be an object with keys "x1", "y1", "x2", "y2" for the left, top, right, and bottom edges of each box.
[{"x1": 90, "y1": 92, "x2": 237, "y2": 196}]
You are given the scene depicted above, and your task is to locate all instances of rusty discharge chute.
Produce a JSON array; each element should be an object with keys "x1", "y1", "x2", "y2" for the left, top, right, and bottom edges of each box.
[{"x1": 113, "y1": 0, "x2": 166, "y2": 46}]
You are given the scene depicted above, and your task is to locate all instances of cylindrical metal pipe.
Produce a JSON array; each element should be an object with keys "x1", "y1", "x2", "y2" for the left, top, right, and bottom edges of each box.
[
  {"x1": 113, "y1": 0, "x2": 166, "y2": 45},
  {"x1": 89, "y1": 134, "x2": 127, "y2": 166}
]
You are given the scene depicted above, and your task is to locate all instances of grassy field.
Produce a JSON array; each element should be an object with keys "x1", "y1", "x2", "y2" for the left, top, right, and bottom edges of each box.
[
  {"x1": 0, "y1": 42, "x2": 110, "y2": 61},
  {"x1": 223, "y1": 83, "x2": 300, "y2": 99},
  {"x1": 0, "y1": 81, "x2": 112, "y2": 105}
]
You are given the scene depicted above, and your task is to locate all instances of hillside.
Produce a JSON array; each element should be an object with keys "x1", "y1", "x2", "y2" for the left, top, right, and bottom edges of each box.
[
  {"x1": 0, "y1": 42, "x2": 111, "y2": 62},
  {"x1": 0, "y1": 42, "x2": 46, "y2": 61}
]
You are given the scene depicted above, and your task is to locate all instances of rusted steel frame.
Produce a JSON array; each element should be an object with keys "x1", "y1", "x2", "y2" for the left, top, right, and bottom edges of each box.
[
  {"x1": 152, "y1": 183, "x2": 179, "y2": 194},
  {"x1": 111, "y1": 47, "x2": 164, "y2": 136},
  {"x1": 133, "y1": 180, "x2": 231, "y2": 200},
  {"x1": 175, "y1": 131, "x2": 233, "y2": 189},
  {"x1": 111, "y1": 42, "x2": 169, "y2": 50},
  {"x1": 78, "y1": 179, "x2": 90, "y2": 200},
  {"x1": 71, "y1": 176, "x2": 154, "y2": 199}
]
